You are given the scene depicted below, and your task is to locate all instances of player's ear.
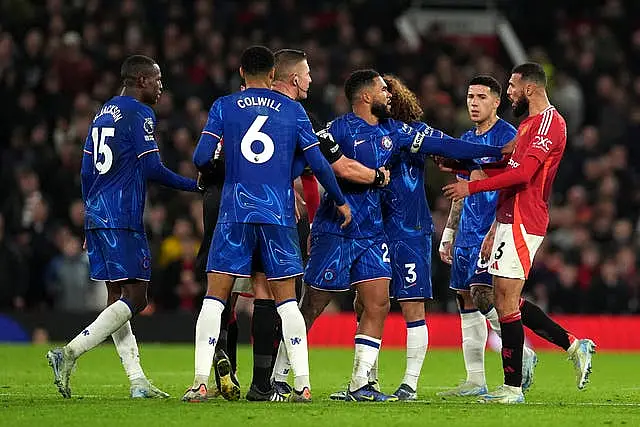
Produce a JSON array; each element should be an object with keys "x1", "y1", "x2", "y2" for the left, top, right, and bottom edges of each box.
[
  {"x1": 239, "y1": 67, "x2": 245, "y2": 80},
  {"x1": 268, "y1": 67, "x2": 275, "y2": 81}
]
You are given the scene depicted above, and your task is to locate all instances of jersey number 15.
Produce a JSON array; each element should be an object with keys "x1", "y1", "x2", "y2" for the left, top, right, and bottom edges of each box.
[{"x1": 92, "y1": 127, "x2": 114, "y2": 174}]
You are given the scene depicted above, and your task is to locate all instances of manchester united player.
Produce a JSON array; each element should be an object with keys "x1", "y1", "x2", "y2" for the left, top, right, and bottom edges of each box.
[{"x1": 443, "y1": 63, "x2": 595, "y2": 404}]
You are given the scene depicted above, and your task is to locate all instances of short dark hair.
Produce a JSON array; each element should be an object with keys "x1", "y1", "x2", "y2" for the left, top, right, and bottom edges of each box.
[
  {"x1": 469, "y1": 75, "x2": 502, "y2": 97},
  {"x1": 240, "y1": 45, "x2": 275, "y2": 77},
  {"x1": 512, "y1": 62, "x2": 547, "y2": 86},
  {"x1": 274, "y1": 49, "x2": 307, "y2": 81},
  {"x1": 344, "y1": 69, "x2": 380, "y2": 104},
  {"x1": 121, "y1": 55, "x2": 157, "y2": 87}
]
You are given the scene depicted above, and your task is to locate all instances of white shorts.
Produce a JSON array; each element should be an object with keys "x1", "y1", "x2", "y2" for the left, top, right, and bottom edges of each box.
[
  {"x1": 231, "y1": 277, "x2": 254, "y2": 296},
  {"x1": 488, "y1": 222, "x2": 544, "y2": 280}
]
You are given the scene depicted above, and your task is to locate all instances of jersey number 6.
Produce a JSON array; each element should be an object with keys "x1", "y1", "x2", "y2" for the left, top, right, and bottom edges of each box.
[{"x1": 241, "y1": 115, "x2": 274, "y2": 164}]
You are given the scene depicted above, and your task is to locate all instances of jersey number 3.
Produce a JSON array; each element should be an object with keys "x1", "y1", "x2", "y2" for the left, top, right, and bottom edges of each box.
[
  {"x1": 92, "y1": 127, "x2": 114, "y2": 174},
  {"x1": 241, "y1": 115, "x2": 274, "y2": 164}
]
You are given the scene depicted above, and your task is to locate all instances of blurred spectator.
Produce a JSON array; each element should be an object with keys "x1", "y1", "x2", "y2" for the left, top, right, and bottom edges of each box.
[{"x1": 0, "y1": 0, "x2": 639, "y2": 314}]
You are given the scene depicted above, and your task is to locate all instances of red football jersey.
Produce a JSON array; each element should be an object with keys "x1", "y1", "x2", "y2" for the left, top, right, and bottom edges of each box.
[{"x1": 496, "y1": 106, "x2": 567, "y2": 235}]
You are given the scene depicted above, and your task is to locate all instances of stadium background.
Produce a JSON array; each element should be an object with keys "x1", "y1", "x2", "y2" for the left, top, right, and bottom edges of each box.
[{"x1": 1, "y1": 0, "x2": 639, "y2": 349}]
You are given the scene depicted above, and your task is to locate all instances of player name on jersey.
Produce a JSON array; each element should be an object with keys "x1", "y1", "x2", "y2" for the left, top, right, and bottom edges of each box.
[
  {"x1": 236, "y1": 96, "x2": 282, "y2": 112},
  {"x1": 93, "y1": 104, "x2": 123, "y2": 123}
]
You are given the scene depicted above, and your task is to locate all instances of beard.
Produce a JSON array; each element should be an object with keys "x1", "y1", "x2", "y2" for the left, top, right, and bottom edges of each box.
[
  {"x1": 371, "y1": 100, "x2": 391, "y2": 120},
  {"x1": 512, "y1": 96, "x2": 529, "y2": 117}
]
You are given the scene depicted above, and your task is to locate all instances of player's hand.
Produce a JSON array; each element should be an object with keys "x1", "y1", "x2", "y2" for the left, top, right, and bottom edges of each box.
[
  {"x1": 481, "y1": 228, "x2": 495, "y2": 262},
  {"x1": 82, "y1": 237, "x2": 87, "y2": 251},
  {"x1": 373, "y1": 167, "x2": 391, "y2": 187},
  {"x1": 469, "y1": 169, "x2": 488, "y2": 181},
  {"x1": 501, "y1": 139, "x2": 515, "y2": 154},
  {"x1": 336, "y1": 203, "x2": 352, "y2": 229},
  {"x1": 439, "y1": 240, "x2": 453, "y2": 265},
  {"x1": 443, "y1": 181, "x2": 470, "y2": 201},
  {"x1": 294, "y1": 191, "x2": 306, "y2": 223},
  {"x1": 197, "y1": 172, "x2": 206, "y2": 193},
  {"x1": 434, "y1": 156, "x2": 462, "y2": 174},
  {"x1": 438, "y1": 227, "x2": 455, "y2": 265}
]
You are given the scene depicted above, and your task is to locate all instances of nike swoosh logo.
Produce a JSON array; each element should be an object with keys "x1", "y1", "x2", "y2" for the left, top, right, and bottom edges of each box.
[{"x1": 354, "y1": 139, "x2": 366, "y2": 146}]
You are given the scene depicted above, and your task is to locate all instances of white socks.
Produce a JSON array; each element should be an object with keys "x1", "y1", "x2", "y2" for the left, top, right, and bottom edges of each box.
[
  {"x1": 272, "y1": 342, "x2": 291, "y2": 383},
  {"x1": 403, "y1": 320, "x2": 428, "y2": 390},
  {"x1": 483, "y1": 306, "x2": 501, "y2": 335},
  {"x1": 368, "y1": 357, "x2": 379, "y2": 383},
  {"x1": 461, "y1": 310, "x2": 488, "y2": 386},
  {"x1": 66, "y1": 299, "x2": 132, "y2": 359},
  {"x1": 277, "y1": 299, "x2": 310, "y2": 391},
  {"x1": 112, "y1": 321, "x2": 145, "y2": 382},
  {"x1": 193, "y1": 297, "x2": 225, "y2": 386},
  {"x1": 349, "y1": 334, "x2": 381, "y2": 392}
]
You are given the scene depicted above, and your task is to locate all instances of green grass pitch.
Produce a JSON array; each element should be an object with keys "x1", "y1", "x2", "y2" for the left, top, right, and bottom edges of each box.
[{"x1": 1, "y1": 344, "x2": 639, "y2": 426}]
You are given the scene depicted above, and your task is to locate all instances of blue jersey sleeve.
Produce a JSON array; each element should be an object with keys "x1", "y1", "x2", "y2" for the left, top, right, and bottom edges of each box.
[
  {"x1": 193, "y1": 98, "x2": 224, "y2": 170},
  {"x1": 140, "y1": 151, "x2": 198, "y2": 192},
  {"x1": 395, "y1": 123, "x2": 502, "y2": 159},
  {"x1": 132, "y1": 106, "x2": 160, "y2": 159},
  {"x1": 295, "y1": 104, "x2": 320, "y2": 152},
  {"x1": 81, "y1": 144, "x2": 96, "y2": 202},
  {"x1": 302, "y1": 145, "x2": 345, "y2": 206}
]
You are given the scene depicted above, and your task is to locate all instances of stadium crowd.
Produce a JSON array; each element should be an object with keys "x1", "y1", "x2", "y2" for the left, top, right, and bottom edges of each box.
[{"x1": 0, "y1": 0, "x2": 638, "y2": 314}]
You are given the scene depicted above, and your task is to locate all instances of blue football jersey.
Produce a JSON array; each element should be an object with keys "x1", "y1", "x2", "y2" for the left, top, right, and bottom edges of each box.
[
  {"x1": 313, "y1": 113, "x2": 415, "y2": 239},
  {"x1": 455, "y1": 118, "x2": 517, "y2": 247},
  {"x1": 202, "y1": 88, "x2": 318, "y2": 227},
  {"x1": 382, "y1": 121, "x2": 435, "y2": 241},
  {"x1": 81, "y1": 96, "x2": 159, "y2": 232}
]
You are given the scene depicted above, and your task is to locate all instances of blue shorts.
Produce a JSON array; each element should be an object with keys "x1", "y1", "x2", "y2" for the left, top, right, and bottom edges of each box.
[
  {"x1": 207, "y1": 223, "x2": 302, "y2": 280},
  {"x1": 304, "y1": 233, "x2": 391, "y2": 292},
  {"x1": 450, "y1": 245, "x2": 492, "y2": 291},
  {"x1": 86, "y1": 229, "x2": 151, "y2": 282},
  {"x1": 389, "y1": 234, "x2": 433, "y2": 300}
]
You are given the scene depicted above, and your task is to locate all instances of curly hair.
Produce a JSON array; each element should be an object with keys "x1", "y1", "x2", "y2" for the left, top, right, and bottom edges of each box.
[{"x1": 383, "y1": 74, "x2": 423, "y2": 123}]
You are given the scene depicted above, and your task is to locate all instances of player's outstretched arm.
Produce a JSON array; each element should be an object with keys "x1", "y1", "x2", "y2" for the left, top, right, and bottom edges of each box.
[
  {"x1": 442, "y1": 153, "x2": 543, "y2": 201},
  {"x1": 302, "y1": 144, "x2": 346, "y2": 206},
  {"x1": 408, "y1": 133, "x2": 503, "y2": 159},
  {"x1": 141, "y1": 151, "x2": 198, "y2": 192}
]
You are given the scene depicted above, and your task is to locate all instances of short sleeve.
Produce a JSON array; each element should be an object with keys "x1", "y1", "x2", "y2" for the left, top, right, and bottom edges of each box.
[{"x1": 133, "y1": 106, "x2": 159, "y2": 159}]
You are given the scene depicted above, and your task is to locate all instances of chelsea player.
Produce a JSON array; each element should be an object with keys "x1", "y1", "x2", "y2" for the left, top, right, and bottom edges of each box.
[
  {"x1": 46, "y1": 55, "x2": 198, "y2": 399},
  {"x1": 184, "y1": 46, "x2": 350, "y2": 403},
  {"x1": 277, "y1": 69, "x2": 509, "y2": 402}
]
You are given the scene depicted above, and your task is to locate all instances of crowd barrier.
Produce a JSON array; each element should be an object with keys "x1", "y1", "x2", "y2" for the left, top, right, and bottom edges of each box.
[{"x1": 2, "y1": 312, "x2": 639, "y2": 351}]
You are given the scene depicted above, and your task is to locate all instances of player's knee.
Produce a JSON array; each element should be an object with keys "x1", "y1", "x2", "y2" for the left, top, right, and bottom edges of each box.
[
  {"x1": 456, "y1": 291, "x2": 475, "y2": 312},
  {"x1": 364, "y1": 297, "x2": 389, "y2": 318},
  {"x1": 470, "y1": 286, "x2": 494, "y2": 313}
]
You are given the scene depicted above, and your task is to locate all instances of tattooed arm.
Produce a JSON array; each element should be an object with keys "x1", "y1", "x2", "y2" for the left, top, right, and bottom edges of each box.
[{"x1": 439, "y1": 193, "x2": 463, "y2": 265}]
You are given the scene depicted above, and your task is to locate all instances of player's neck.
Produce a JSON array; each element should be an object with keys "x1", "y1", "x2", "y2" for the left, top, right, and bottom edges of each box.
[
  {"x1": 271, "y1": 81, "x2": 296, "y2": 99},
  {"x1": 244, "y1": 75, "x2": 272, "y2": 90},
  {"x1": 475, "y1": 115, "x2": 498, "y2": 135},
  {"x1": 353, "y1": 104, "x2": 378, "y2": 125},
  {"x1": 120, "y1": 86, "x2": 144, "y2": 104},
  {"x1": 527, "y1": 94, "x2": 551, "y2": 117}
]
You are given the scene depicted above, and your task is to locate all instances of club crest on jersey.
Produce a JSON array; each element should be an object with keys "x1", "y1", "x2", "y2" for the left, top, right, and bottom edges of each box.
[
  {"x1": 323, "y1": 269, "x2": 336, "y2": 282},
  {"x1": 381, "y1": 135, "x2": 393, "y2": 150},
  {"x1": 143, "y1": 118, "x2": 154, "y2": 134},
  {"x1": 518, "y1": 123, "x2": 530, "y2": 137}
]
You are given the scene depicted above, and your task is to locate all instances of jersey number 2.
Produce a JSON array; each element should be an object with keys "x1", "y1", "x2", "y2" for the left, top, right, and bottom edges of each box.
[
  {"x1": 92, "y1": 127, "x2": 114, "y2": 174},
  {"x1": 241, "y1": 115, "x2": 274, "y2": 164}
]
